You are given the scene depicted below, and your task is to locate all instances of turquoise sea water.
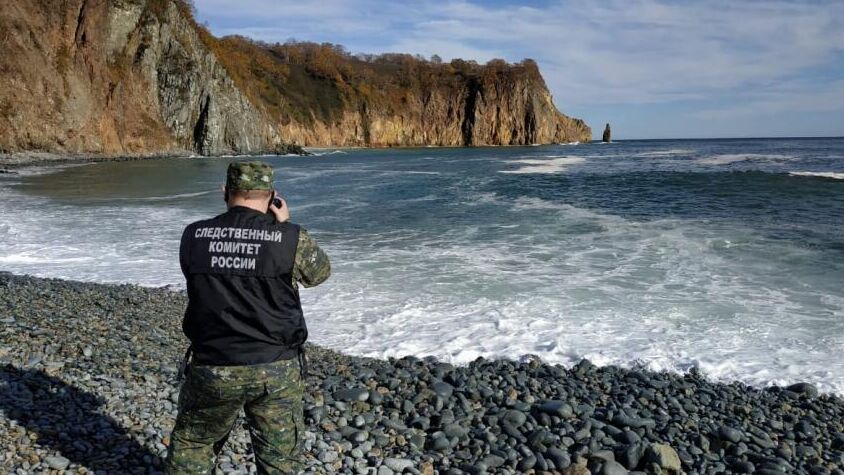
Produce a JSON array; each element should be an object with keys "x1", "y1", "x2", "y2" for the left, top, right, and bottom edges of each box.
[{"x1": 1, "y1": 138, "x2": 842, "y2": 392}]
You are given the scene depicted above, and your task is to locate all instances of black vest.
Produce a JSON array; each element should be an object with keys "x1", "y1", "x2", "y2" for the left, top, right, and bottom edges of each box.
[{"x1": 180, "y1": 206, "x2": 307, "y2": 365}]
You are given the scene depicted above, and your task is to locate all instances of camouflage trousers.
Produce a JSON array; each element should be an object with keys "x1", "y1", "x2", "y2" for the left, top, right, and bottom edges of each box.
[{"x1": 164, "y1": 358, "x2": 305, "y2": 474}]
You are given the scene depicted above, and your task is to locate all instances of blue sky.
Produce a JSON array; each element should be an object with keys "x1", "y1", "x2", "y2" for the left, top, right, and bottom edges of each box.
[{"x1": 194, "y1": 0, "x2": 844, "y2": 139}]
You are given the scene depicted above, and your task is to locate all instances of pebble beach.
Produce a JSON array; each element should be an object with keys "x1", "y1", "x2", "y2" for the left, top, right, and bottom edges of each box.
[{"x1": 2, "y1": 272, "x2": 843, "y2": 475}]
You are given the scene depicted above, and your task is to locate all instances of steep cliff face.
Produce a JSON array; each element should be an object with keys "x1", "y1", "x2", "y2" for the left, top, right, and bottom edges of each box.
[
  {"x1": 0, "y1": 0, "x2": 279, "y2": 155},
  {"x1": 206, "y1": 39, "x2": 592, "y2": 147},
  {"x1": 0, "y1": 0, "x2": 589, "y2": 155},
  {"x1": 274, "y1": 64, "x2": 590, "y2": 147}
]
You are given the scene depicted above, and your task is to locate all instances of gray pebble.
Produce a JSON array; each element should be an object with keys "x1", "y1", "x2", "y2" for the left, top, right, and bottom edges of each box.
[
  {"x1": 334, "y1": 388, "x2": 370, "y2": 402},
  {"x1": 44, "y1": 455, "x2": 70, "y2": 470},
  {"x1": 717, "y1": 425, "x2": 744, "y2": 443},
  {"x1": 383, "y1": 457, "x2": 414, "y2": 472}
]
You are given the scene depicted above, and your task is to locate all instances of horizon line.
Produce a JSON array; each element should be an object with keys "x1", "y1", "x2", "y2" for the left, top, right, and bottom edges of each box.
[{"x1": 606, "y1": 135, "x2": 844, "y2": 142}]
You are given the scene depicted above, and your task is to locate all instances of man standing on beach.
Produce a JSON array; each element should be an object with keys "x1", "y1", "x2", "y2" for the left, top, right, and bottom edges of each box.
[{"x1": 165, "y1": 161, "x2": 330, "y2": 474}]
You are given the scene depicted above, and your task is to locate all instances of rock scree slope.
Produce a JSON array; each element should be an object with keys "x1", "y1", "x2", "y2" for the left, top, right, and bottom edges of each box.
[{"x1": 0, "y1": 0, "x2": 590, "y2": 156}]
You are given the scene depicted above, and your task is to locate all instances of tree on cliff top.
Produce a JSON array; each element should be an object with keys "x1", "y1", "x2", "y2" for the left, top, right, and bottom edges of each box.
[{"x1": 178, "y1": 4, "x2": 544, "y2": 126}]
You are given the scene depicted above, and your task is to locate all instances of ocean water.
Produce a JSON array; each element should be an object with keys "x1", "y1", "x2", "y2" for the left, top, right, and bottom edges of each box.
[{"x1": 1, "y1": 138, "x2": 843, "y2": 393}]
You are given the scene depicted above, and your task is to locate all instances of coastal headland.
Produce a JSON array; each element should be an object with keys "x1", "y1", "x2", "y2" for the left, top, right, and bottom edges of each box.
[
  {"x1": 0, "y1": 0, "x2": 590, "y2": 158},
  {"x1": 2, "y1": 273, "x2": 843, "y2": 474}
]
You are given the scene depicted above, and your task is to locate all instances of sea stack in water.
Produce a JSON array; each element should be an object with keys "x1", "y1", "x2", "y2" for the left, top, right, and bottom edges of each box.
[{"x1": 602, "y1": 123, "x2": 612, "y2": 142}]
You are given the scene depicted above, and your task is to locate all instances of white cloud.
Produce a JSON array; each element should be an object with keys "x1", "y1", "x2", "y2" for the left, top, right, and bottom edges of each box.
[{"x1": 692, "y1": 79, "x2": 844, "y2": 120}]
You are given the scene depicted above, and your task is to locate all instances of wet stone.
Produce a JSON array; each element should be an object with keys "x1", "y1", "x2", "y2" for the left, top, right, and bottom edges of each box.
[
  {"x1": 786, "y1": 383, "x2": 819, "y2": 398},
  {"x1": 536, "y1": 400, "x2": 574, "y2": 418},
  {"x1": 718, "y1": 425, "x2": 744, "y2": 443},
  {"x1": 334, "y1": 388, "x2": 370, "y2": 402},
  {"x1": 431, "y1": 381, "x2": 454, "y2": 399},
  {"x1": 502, "y1": 409, "x2": 527, "y2": 428}
]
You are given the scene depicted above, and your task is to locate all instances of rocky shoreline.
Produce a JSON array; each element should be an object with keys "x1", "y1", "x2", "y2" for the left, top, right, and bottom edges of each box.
[
  {"x1": 0, "y1": 151, "x2": 190, "y2": 170},
  {"x1": 0, "y1": 144, "x2": 311, "y2": 171},
  {"x1": 1, "y1": 273, "x2": 843, "y2": 474}
]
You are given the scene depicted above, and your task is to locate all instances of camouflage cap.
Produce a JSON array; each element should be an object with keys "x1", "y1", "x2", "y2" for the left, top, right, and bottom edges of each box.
[{"x1": 226, "y1": 161, "x2": 274, "y2": 191}]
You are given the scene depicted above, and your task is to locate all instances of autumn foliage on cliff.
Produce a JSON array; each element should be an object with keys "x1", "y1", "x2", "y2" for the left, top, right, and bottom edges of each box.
[{"x1": 188, "y1": 19, "x2": 545, "y2": 127}]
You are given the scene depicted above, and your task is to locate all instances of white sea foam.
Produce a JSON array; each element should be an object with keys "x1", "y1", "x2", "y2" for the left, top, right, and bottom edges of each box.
[
  {"x1": 788, "y1": 171, "x2": 844, "y2": 180},
  {"x1": 501, "y1": 156, "x2": 586, "y2": 174},
  {"x1": 310, "y1": 150, "x2": 348, "y2": 156},
  {"x1": 0, "y1": 253, "x2": 93, "y2": 264},
  {"x1": 103, "y1": 190, "x2": 216, "y2": 202},
  {"x1": 12, "y1": 162, "x2": 94, "y2": 176},
  {"x1": 696, "y1": 153, "x2": 795, "y2": 165},
  {"x1": 395, "y1": 194, "x2": 441, "y2": 203},
  {"x1": 376, "y1": 170, "x2": 441, "y2": 176},
  {"x1": 0, "y1": 182, "x2": 203, "y2": 286},
  {"x1": 634, "y1": 149, "x2": 694, "y2": 157},
  {"x1": 298, "y1": 194, "x2": 844, "y2": 393}
]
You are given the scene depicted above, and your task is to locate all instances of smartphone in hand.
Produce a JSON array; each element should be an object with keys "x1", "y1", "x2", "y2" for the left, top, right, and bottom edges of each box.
[{"x1": 268, "y1": 189, "x2": 284, "y2": 210}]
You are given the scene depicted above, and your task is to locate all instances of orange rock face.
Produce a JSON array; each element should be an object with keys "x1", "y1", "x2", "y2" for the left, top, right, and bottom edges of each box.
[
  {"x1": 0, "y1": 0, "x2": 590, "y2": 155},
  {"x1": 0, "y1": 0, "x2": 278, "y2": 156}
]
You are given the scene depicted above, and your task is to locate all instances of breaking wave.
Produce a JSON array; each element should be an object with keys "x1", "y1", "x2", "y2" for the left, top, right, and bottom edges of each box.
[
  {"x1": 500, "y1": 156, "x2": 586, "y2": 174},
  {"x1": 788, "y1": 171, "x2": 844, "y2": 180}
]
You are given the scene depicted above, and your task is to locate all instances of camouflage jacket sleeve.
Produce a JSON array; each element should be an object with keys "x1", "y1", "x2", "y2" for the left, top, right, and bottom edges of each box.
[{"x1": 292, "y1": 228, "x2": 331, "y2": 288}]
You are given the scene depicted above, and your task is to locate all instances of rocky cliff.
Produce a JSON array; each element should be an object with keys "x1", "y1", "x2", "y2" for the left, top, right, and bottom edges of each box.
[
  {"x1": 0, "y1": 0, "x2": 280, "y2": 155},
  {"x1": 205, "y1": 38, "x2": 591, "y2": 147},
  {"x1": 274, "y1": 61, "x2": 591, "y2": 147},
  {"x1": 0, "y1": 0, "x2": 590, "y2": 155}
]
